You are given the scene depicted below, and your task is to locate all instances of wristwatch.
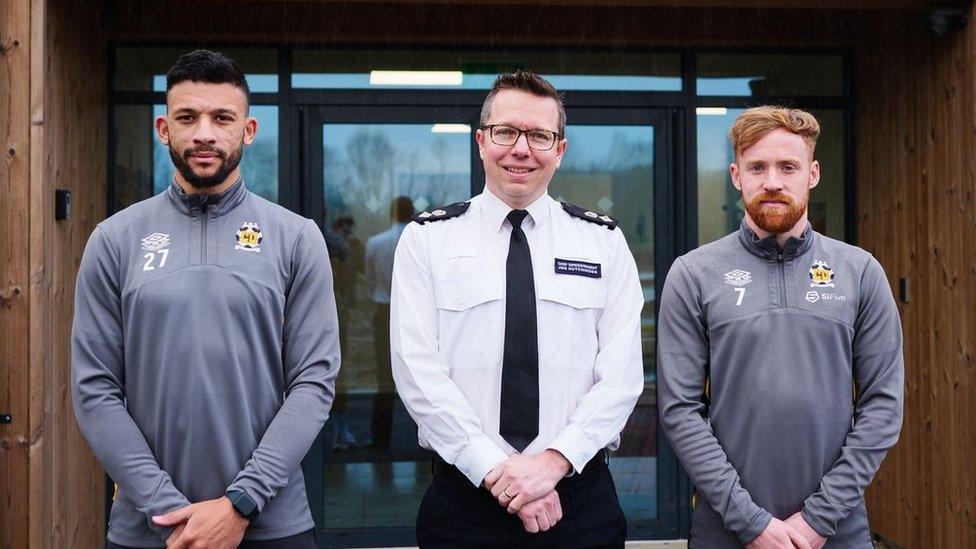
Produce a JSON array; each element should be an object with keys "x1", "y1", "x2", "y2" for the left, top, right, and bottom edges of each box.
[{"x1": 225, "y1": 489, "x2": 259, "y2": 520}]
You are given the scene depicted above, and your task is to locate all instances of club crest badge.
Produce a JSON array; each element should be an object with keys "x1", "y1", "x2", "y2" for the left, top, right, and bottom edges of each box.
[
  {"x1": 724, "y1": 269, "x2": 752, "y2": 287},
  {"x1": 809, "y1": 260, "x2": 835, "y2": 287},
  {"x1": 235, "y1": 222, "x2": 263, "y2": 253}
]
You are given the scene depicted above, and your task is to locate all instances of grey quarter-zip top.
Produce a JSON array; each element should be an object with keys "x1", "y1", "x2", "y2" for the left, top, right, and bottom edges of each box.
[
  {"x1": 72, "y1": 179, "x2": 340, "y2": 546},
  {"x1": 658, "y1": 220, "x2": 903, "y2": 548}
]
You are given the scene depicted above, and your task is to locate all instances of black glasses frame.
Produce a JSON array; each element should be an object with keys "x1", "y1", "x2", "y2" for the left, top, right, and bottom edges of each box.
[{"x1": 480, "y1": 124, "x2": 563, "y2": 151}]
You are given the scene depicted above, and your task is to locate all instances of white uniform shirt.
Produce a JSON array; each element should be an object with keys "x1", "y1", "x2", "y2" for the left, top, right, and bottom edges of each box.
[
  {"x1": 365, "y1": 222, "x2": 408, "y2": 304},
  {"x1": 391, "y1": 189, "x2": 644, "y2": 486}
]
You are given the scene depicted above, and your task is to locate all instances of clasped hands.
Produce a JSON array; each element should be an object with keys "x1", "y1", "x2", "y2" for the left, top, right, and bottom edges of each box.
[
  {"x1": 152, "y1": 496, "x2": 249, "y2": 549},
  {"x1": 482, "y1": 449, "x2": 572, "y2": 534},
  {"x1": 745, "y1": 512, "x2": 827, "y2": 549}
]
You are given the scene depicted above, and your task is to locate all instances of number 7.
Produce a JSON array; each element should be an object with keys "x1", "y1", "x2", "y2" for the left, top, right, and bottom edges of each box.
[{"x1": 734, "y1": 287, "x2": 745, "y2": 306}]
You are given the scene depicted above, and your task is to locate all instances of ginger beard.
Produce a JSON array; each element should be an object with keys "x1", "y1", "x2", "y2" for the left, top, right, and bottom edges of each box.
[{"x1": 744, "y1": 188, "x2": 809, "y2": 234}]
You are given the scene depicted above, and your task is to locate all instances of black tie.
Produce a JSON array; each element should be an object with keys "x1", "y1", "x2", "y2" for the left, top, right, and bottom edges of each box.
[{"x1": 500, "y1": 209, "x2": 539, "y2": 451}]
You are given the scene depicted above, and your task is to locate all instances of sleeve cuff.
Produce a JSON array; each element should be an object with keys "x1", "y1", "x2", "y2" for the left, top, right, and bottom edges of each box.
[
  {"x1": 738, "y1": 508, "x2": 773, "y2": 545},
  {"x1": 546, "y1": 423, "x2": 601, "y2": 475},
  {"x1": 801, "y1": 505, "x2": 835, "y2": 538},
  {"x1": 453, "y1": 435, "x2": 509, "y2": 487}
]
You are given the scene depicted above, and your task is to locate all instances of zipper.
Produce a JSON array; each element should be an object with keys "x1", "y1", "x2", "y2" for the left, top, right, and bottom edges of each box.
[
  {"x1": 201, "y1": 205, "x2": 209, "y2": 265},
  {"x1": 777, "y1": 251, "x2": 786, "y2": 307}
]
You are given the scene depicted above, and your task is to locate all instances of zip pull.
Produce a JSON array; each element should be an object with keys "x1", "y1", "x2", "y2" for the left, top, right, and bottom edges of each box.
[{"x1": 777, "y1": 252, "x2": 784, "y2": 263}]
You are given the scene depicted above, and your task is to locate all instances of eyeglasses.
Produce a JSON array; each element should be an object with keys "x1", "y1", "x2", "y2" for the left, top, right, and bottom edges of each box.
[{"x1": 481, "y1": 124, "x2": 562, "y2": 151}]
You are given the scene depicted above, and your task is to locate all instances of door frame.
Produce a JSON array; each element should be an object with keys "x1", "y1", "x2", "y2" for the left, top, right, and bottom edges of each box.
[{"x1": 296, "y1": 97, "x2": 688, "y2": 547}]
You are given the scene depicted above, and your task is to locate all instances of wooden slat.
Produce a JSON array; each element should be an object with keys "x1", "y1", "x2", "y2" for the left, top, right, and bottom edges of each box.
[
  {"x1": 0, "y1": 1, "x2": 32, "y2": 548},
  {"x1": 858, "y1": 5, "x2": 976, "y2": 547},
  {"x1": 29, "y1": 0, "x2": 109, "y2": 545}
]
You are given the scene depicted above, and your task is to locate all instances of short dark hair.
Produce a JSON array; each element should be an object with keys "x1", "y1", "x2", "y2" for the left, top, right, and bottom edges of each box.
[
  {"x1": 165, "y1": 49, "x2": 250, "y2": 105},
  {"x1": 480, "y1": 71, "x2": 566, "y2": 135}
]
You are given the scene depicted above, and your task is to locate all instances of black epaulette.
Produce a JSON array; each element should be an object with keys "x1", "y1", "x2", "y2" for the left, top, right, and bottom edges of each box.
[
  {"x1": 560, "y1": 202, "x2": 618, "y2": 230},
  {"x1": 411, "y1": 201, "x2": 471, "y2": 225}
]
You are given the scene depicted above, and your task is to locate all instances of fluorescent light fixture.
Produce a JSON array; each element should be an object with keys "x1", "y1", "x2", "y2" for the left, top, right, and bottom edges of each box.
[
  {"x1": 369, "y1": 71, "x2": 463, "y2": 86},
  {"x1": 696, "y1": 107, "x2": 729, "y2": 116},
  {"x1": 431, "y1": 124, "x2": 471, "y2": 134}
]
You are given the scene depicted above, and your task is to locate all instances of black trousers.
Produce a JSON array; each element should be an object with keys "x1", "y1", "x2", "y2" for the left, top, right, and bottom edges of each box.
[
  {"x1": 105, "y1": 528, "x2": 316, "y2": 549},
  {"x1": 416, "y1": 454, "x2": 627, "y2": 549}
]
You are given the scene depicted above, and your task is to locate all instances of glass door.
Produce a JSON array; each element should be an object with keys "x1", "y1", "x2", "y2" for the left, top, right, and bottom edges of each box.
[{"x1": 299, "y1": 104, "x2": 681, "y2": 548}]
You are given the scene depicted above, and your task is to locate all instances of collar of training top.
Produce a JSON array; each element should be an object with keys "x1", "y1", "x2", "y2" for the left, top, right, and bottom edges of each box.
[
  {"x1": 737, "y1": 218, "x2": 814, "y2": 261},
  {"x1": 167, "y1": 177, "x2": 248, "y2": 217}
]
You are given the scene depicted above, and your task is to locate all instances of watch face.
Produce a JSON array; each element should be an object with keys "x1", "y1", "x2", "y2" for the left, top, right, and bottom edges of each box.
[{"x1": 230, "y1": 491, "x2": 258, "y2": 518}]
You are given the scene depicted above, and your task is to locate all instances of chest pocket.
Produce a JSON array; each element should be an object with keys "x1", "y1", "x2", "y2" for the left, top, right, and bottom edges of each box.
[
  {"x1": 433, "y1": 275, "x2": 505, "y2": 369},
  {"x1": 536, "y1": 273, "x2": 606, "y2": 370}
]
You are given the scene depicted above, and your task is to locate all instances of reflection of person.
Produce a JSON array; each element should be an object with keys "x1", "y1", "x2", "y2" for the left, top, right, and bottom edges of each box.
[
  {"x1": 325, "y1": 215, "x2": 362, "y2": 450},
  {"x1": 391, "y1": 72, "x2": 643, "y2": 547},
  {"x1": 72, "y1": 51, "x2": 338, "y2": 549},
  {"x1": 364, "y1": 196, "x2": 414, "y2": 451},
  {"x1": 658, "y1": 107, "x2": 903, "y2": 549}
]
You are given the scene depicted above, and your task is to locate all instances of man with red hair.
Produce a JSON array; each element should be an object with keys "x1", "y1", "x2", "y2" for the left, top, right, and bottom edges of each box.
[{"x1": 658, "y1": 107, "x2": 903, "y2": 548}]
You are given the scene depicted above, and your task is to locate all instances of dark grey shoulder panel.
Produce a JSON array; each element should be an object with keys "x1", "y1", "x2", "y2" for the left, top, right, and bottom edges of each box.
[
  {"x1": 560, "y1": 202, "x2": 618, "y2": 230},
  {"x1": 412, "y1": 201, "x2": 471, "y2": 225}
]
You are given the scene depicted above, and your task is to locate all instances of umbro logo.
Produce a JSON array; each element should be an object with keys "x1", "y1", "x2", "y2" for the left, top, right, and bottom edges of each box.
[{"x1": 724, "y1": 269, "x2": 752, "y2": 287}]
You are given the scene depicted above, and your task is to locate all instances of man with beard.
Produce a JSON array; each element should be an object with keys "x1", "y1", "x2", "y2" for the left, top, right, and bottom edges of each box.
[
  {"x1": 72, "y1": 50, "x2": 338, "y2": 548},
  {"x1": 658, "y1": 107, "x2": 903, "y2": 549}
]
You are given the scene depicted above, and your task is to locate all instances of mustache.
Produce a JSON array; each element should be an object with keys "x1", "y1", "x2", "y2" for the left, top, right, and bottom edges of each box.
[
  {"x1": 755, "y1": 192, "x2": 793, "y2": 205},
  {"x1": 183, "y1": 145, "x2": 227, "y2": 159}
]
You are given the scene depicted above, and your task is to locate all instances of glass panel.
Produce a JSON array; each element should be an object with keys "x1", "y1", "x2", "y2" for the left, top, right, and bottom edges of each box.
[
  {"x1": 114, "y1": 47, "x2": 278, "y2": 92},
  {"x1": 697, "y1": 108, "x2": 847, "y2": 245},
  {"x1": 113, "y1": 105, "x2": 156, "y2": 211},
  {"x1": 697, "y1": 53, "x2": 844, "y2": 97},
  {"x1": 150, "y1": 105, "x2": 280, "y2": 203},
  {"x1": 319, "y1": 124, "x2": 471, "y2": 532},
  {"x1": 293, "y1": 48, "x2": 681, "y2": 91},
  {"x1": 549, "y1": 125, "x2": 658, "y2": 524}
]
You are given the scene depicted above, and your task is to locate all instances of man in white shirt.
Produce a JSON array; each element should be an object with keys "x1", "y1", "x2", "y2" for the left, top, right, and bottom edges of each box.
[
  {"x1": 364, "y1": 196, "x2": 414, "y2": 451},
  {"x1": 391, "y1": 71, "x2": 644, "y2": 547}
]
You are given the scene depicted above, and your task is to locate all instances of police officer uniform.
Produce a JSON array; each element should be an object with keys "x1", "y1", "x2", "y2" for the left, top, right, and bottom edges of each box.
[{"x1": 391, "y1": 188, "x2": 644, "y2": 547}]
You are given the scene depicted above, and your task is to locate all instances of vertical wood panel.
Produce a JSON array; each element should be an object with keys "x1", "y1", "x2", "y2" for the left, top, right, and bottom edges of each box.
[
  {"x1": 32, "y1": 0, "x2": 109, "y2": 545},
  {"x1": 858, "y1": 5, "x2": 976, "y2": 547},
  {"x1": 0, "y1": 1, "x2": 32, "y2": 548}
]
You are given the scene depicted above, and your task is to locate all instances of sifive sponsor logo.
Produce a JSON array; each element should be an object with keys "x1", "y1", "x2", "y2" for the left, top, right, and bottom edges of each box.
[{"x1": 806, "y1": 291, "x2": 847, "y2": 303}]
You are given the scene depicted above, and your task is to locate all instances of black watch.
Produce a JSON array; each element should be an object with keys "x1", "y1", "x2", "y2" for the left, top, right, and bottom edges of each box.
[{"x1": 226, "y1": 490, "x2": 259, "y2": 520}]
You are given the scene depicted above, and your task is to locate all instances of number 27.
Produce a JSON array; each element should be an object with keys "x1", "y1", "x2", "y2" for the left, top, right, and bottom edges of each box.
[
  {"x1": 143, "y1": 249, "x2": 169, "y2": 271},
  {"x1": 734, "y1": 287, "x2": 745, "y2": 306}
]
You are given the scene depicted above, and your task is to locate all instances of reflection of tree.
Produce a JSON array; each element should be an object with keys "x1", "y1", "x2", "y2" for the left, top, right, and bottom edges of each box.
[{"x1": 346, "y1": 129, "x2": 395, "y2": 209}]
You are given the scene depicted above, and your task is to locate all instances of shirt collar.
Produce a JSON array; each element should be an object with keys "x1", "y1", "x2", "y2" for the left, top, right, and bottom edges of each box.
[
  {"x1": 480, "y1": 187, "x2": 551, "y2": 232},
  {"x1": 737, "y1": 218, "x2": 814, "y2": 260},
  {"x1": 167, "y1": 177, "x2": 247, "y2": 217}
]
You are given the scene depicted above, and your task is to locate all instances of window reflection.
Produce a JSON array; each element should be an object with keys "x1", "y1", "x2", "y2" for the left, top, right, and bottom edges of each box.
[
  {"x1": 697, "y1": 54, "x2": 844, "y2": 97},
  {"x1": 320, "y1": 124, "x2": 470, "y2": 531},
  {"x1": 550, "y1": 125, "x2": 658, "y2": 523}
]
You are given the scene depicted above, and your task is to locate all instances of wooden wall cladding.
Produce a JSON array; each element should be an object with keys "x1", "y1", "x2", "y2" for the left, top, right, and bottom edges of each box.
[
  {"x1": 0, "y1": 1, "x2": 33, "y2": 547},
  {"x1": 856, "y1": 7, "x2": 976, "y2": 548},
  {"x1": 35, "y1": 0, "x2": 109, "y2": 545},
  {"x1": 1, "y1": 0, "x2": 107, "y2": 546}
]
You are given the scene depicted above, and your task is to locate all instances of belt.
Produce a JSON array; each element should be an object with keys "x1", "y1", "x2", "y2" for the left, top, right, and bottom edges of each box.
[{"x1": 431, "y1": 449, "x2": 610, "y2": 487}]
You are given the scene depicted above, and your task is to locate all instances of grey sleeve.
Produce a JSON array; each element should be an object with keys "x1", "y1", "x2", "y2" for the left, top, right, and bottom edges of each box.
[
  {"x1": 71, "y1": 227, "x2": 190, "y2": 541},
  {"x1": 801, "y1": 256, "x2": 904, "y2": 537},
  {"x1": 657, "y1": 258, "x2": 772, "y2": 544},
  {"x1": 227, "y1": 220, "x2": 340, "y2": 511}
]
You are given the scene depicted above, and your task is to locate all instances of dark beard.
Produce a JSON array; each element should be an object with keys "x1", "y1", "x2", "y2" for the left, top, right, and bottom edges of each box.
[
  {"x1": 744, "y1": 190, "x2": 808, "y2": 234},
  {"x1": 169, "y1": 143, "x2": 243, "y2": 189}
]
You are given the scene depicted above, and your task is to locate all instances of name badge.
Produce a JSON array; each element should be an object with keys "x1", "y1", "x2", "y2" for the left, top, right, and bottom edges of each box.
[{"x1": 554, "y1": 258, "x2": 601, "y2": 278}]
